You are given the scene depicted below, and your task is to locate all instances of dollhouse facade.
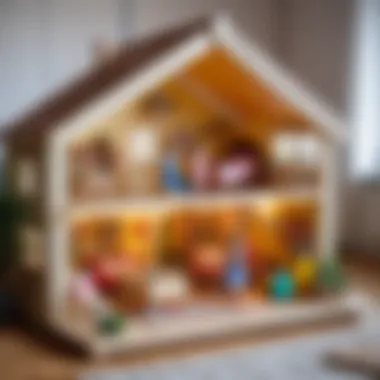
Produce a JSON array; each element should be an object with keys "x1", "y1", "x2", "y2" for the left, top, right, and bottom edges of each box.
[{"x1": 3, "y1": 16, "x2": 352, "y2": 355}]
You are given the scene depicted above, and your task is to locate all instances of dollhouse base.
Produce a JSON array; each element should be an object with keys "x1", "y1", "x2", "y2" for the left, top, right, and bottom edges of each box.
[{"x1": 54, "y1": 293, "x2": 359, "y2": 356}]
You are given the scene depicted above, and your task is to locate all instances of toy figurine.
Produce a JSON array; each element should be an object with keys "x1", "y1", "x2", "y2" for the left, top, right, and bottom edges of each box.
[
  {"x1": 97, "y1": 300, "x2": 126, "y2": 336},
  {"x1": 224, "y1": 208, "x2": 252, "y2": 300},
  {"x1": 318, "y1": 258, "x2": 346, "y2": 294},
  {"x1": 162, "y1": 132, "x2": 192, "y2": 193},
  {"x1": 162, "y1": 152, "x2": 188, "y2": 192},
  {"x1": 225, "y1": 237, "x2": 250, "y2": 299},
  {"x1": 89, "y1": 220, "x2": 138, "y2": 295},
  {"x1": 189, "y1": 240, "x2": 226, "y2": 291},
  {"x1": 189, "y1": 144, "x2": 214, "y2": 191},
  {"x1": 92, "y1": 254, "x2": 136, "y2": 295},
  {"x1": 98, "y1": 312, "x2": 126, "y2": 336},
  {"x1": 70, "y1": 272, "x2": 100, "y2": 307},
  {"x1": 293, "y1": 251, "x2": 318, "y2": 296},
  {"x1": 217, "y1": 140, "x2": 266, "y2": 190},
  {"x1": 270, "y1": 269, "x2": 295, "y2": 301}
]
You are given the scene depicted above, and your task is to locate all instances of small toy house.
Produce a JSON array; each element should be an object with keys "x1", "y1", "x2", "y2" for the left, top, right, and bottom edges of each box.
[{"x1": 3, "y1": 16, "x2": 352, "y2": 355}]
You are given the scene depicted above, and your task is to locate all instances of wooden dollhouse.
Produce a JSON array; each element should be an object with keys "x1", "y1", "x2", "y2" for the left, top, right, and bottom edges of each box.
[{"x1": 3, "y1": 16, "x2": 354, "y2": 355}]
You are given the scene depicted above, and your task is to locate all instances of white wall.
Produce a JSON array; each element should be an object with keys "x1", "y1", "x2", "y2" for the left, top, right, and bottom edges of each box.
[
  {"x1": 276, "y1": 0, "x2": 353, "y2": 114},
  {"x1": 0, "y1": 0, "x2": 122, "y2": 126},
  {"x1": 134, "y1": 0, "x2": 278, "y2": 51}
]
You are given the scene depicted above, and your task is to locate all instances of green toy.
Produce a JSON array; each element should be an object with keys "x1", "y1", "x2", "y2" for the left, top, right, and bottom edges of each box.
[
  {"x1": 318, "y1": 258, "x2": 346, "y2": 294},
  {"x1": 98, "y1": 311, "x2": 126, "y2": 336},
  {"x1": 270, "y1": 269, "x2": 295, "y2": 301}
]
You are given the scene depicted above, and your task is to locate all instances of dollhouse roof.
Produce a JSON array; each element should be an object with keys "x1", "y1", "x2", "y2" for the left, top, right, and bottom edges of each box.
[{"x1": 2, "y1": 16, "x2": 346, "y2": 145}]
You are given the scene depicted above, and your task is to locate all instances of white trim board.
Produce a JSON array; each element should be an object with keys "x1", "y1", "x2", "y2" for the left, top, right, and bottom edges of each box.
[{"x1": 69, "y1": 188, "x2": 317, "y2": 221}]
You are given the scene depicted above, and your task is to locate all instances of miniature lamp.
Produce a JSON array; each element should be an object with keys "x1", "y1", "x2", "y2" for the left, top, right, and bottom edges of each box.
[
  {"x1": 126, "y1": 126, "x2": 160, "y2": 194},
  {"x1": 127, "y1": 127, "x2": 158, "y2": 164}
]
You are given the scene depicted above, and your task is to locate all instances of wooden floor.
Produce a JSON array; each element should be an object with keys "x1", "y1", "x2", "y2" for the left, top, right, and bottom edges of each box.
[{"x1": 0, "y1": 263, "x2": 377, "y2": 380}]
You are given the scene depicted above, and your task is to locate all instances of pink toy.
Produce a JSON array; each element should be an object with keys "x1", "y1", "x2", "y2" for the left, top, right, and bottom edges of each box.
[
  {"x1": 190, "y1": 147, "x2": 214, "y2": 191},
  {"x1": 218, "y1": 159, "x2": 257, "y2": 189},
  {"x1": 70, "y1": 272, "x2": 100, "y2": 306},
  {"x1": 217, "y1": 141, "x2": 265, "y2": 189}
]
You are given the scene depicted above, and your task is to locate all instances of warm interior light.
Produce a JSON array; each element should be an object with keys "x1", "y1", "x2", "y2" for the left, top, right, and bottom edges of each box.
[{"x1": 256, "y1": 198, "x2": 279, "y2": 220}]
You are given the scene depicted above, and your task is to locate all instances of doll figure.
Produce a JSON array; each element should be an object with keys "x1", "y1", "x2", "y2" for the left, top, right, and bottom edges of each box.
[
  {"x1": 189, "y1": 241, "x2": 226, "y2": 291},
  {"x1": 224, "y1": 208, "x2": 252, "y2": 302},
  {"x1": 162, "y1": 132, "x2": 191, "y2": 193},
  {"x1": 225, "y1": 236, "x2": 250, "y2": 300},
  {"x1": 162, "y1": 151, "x2": 188, "y2": 192},
  {"x1": 70, "y1": 272, "x2": 100, "y2": 307},
  {"x1": 217, "y1": 141, "x2": 264, "y2": 190},
  {"x1": 190, "y1": 145, "x2": 214, "y2": 191}
]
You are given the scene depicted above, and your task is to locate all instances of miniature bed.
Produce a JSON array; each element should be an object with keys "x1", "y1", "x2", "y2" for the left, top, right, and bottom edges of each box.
[{"x1": 3, "y1": 16, "x2": 353, "y2": 355}]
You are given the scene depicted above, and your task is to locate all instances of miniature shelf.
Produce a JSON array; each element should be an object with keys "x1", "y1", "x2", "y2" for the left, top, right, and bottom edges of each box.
[{"x1": 69, "y1": 187, "x2": 318, "y2": 220}]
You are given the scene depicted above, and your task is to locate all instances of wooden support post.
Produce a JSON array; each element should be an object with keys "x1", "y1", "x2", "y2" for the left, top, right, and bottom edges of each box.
[{"x1": 318, "y1": 142, "x2": 340, "y2": 260}]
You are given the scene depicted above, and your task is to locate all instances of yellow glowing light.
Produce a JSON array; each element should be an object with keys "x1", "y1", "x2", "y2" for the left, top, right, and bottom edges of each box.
[{"x1": 257, "y1": 199, "x2": 279, "y2": 220}]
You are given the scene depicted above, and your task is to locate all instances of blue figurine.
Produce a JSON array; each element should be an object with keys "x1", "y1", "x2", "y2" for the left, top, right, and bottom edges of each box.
[
  {"x1": 225, "y1": 235, "x2": 250, "y2": 298},
  {"x1": 271, "y1": 269, "x2": 295, "y2": 301},
  {"x1": 162, "y1": 152, "x2": 189, "y2": 192}
]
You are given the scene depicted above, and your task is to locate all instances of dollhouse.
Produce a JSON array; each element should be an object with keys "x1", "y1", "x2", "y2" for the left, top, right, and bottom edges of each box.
[{"x1": 3, "y1": 16, "x2": 354, "y2": 355}]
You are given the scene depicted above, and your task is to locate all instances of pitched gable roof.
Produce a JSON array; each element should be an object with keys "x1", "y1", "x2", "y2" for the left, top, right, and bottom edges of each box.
[
  {"x1": 2, "y1": 15, "x2": 346, "y2": 145},
  {"x1": 2, "y1": 17, "x2": 210, "y2": 143}
]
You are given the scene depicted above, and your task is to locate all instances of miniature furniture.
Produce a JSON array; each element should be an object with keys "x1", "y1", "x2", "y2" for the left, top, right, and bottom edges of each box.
[{"x1": 2, "y1": 16, "x2": 354, "y2": 355}]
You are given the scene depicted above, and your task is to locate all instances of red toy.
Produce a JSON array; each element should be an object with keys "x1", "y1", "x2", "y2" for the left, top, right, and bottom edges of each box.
[{"x1": 92, "y1": 255, "x2": 138, "y2": 294}]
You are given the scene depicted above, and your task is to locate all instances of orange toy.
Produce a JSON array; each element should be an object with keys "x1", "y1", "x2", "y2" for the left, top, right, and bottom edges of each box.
[{"x1": 189, "y1": 241, "x2": 226, "y2": 291}]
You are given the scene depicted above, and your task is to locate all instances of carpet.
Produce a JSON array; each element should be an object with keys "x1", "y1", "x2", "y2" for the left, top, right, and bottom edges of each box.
[{"x1": 80, "y1": 320, "x2": 379, "y2": 380}]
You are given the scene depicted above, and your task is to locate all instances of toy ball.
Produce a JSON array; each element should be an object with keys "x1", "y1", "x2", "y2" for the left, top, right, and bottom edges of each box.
[{"x1": 270, "y1": 270, "x2": 295, "y2": 301}]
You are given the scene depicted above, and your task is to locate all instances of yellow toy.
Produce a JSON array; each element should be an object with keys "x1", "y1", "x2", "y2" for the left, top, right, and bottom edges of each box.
[{"x1": 293, "y1": 253, "x2": 318, "y2": 295}]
